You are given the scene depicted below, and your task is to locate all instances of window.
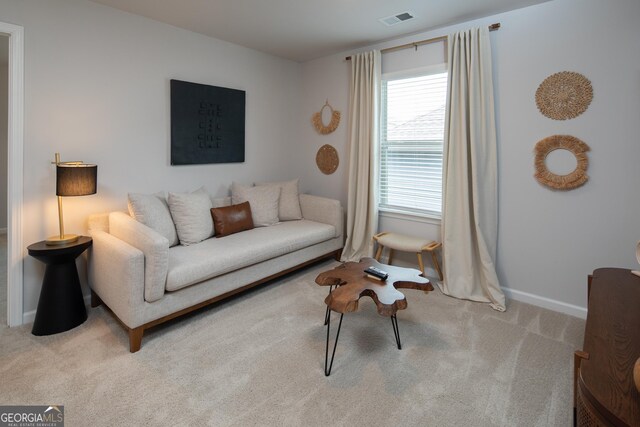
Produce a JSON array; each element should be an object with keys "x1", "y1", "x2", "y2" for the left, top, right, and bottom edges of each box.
[{"x1": 379, "y1": 67, "x2": 448, "y2": 219}]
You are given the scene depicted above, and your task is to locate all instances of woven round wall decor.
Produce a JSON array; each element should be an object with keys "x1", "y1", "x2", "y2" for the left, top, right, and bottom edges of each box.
[
  {"x1": 535, "y1": 71, "x2": 593, "y2": 120},
  {"x1": 316, "y1": 144, "x2": 339, "y2": 175},
  {"x1": 312, "y1": 100, "x2": 341, "y2": 135},
  {"x1": 534, "y1": 135, "x2": 589, "y2": 190}
]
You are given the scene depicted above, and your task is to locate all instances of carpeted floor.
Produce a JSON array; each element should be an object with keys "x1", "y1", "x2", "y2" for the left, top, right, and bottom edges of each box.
[{"x1": 0, "y1": 259, "x2": 584, "y2": 426}]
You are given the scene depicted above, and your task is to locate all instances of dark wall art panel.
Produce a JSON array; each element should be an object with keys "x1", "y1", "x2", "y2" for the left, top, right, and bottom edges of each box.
[{"x1": 170, "y1": 79, "x2": 246, "y2": 165}]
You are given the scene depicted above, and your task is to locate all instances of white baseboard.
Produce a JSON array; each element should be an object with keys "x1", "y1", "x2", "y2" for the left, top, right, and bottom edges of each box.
[
  {"x1": 22, "y1": 309, "x2": 35, "y2": 325},
  {"x1": 502, "y1": 287, "x2": 587, "y2": 319},
  {"x1": 375, "y1": 257, "x2": 588, "y2": 318},
  {"x1": 22, "y1": 294, "x2": 92, "y2": 325}
]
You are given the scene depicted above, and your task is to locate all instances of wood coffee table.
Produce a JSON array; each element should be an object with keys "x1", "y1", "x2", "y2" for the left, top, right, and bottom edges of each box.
[{"x1": 315, "y1": 257, "x2": 434, "y2": 376}]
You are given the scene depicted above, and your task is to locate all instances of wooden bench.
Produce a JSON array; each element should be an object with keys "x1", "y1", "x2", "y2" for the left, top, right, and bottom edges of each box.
[{"x1": 372, "y1": 232, "x2": 443, "y2": 280}]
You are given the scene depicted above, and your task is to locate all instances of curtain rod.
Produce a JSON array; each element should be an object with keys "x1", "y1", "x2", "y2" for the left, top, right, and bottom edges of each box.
[{"x1": 345, "y1": 22, "x2": 500, "y2": 61}]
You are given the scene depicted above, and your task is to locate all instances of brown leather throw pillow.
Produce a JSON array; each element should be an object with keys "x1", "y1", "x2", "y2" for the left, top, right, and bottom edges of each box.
[{"x1": 211, "y1": 202, "x2": 255, "y2": 237}]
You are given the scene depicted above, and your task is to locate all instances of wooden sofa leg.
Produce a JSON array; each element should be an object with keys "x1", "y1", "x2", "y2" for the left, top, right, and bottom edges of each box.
[
  {"x1": 129, "y1": 327, "x2": 144, "y2": 353},
  {"x1": 90, "y1": 290, "x2": 103, "y2": 308},
  {"x1": 333, "y1": 249, "x2": 343, "y2": 262}
]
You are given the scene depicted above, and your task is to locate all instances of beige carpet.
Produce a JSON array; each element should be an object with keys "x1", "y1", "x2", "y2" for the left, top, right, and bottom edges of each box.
[{"x1": 0, "y1": 260, "x2": 584, "y2": 426}]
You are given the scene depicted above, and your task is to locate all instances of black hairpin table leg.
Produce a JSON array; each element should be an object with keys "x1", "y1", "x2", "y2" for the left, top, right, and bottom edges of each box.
[
  {"x1": 391, "y1": 314, "x2": 402, "y2": 350},
  {"x1": 324, "y1": 310, "x2": 344, "y2": 376},
  {"x1": 323, "y1": 285, "x2": 334, "y2": 325}
]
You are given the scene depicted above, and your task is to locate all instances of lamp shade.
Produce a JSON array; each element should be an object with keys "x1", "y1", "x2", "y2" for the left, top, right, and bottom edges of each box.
[{"x1": 56, "y1": 164, "x2": 97, "y2": 196}]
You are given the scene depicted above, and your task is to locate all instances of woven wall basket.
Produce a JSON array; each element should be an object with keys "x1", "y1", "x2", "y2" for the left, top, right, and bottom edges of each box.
[
  {"x1": 535, "y1": 71, "x2": 593, "y2": 120},
  {"x1": 312, "y1": 101, "x2": 341, "y2": 135},
  {"x1": 316, "y1": 144, "x2": 339, "y2": 175},
  {"x1": 534, "y1": 135, "x2": 589, "y2": 190}
]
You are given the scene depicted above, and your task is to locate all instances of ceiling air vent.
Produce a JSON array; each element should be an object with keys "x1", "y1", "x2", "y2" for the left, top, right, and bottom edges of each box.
[{"x1": 379, "y1": 12, "x2": 415, "y2": 27}]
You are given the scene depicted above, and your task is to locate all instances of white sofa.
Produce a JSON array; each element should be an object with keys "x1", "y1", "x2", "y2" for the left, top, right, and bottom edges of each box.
[{"x1": 88, "y1": 193, "x2": 343, "y2": 352}]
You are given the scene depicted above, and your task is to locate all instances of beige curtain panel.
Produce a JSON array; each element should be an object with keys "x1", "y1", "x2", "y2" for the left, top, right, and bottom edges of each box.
[
  {"x1": 341, "y1": 50, "x2": 381, "y2": 262},
  {"x1": 440, "y1": 27, "x2": 506, "y2": 311}
]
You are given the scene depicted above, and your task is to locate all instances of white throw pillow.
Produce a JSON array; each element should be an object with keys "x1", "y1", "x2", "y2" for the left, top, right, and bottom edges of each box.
[
  {"x1": 255, "y1": 178, "x2": 302, "y2": 221},
  {"x1": 127, "y1": 192, "x2": 179, "y2": 247},
  {"x1": 231, "y1": 182, "x2": 281, "y2": 227},
  {"x1": 167, "y1": 187, "x2": 214, "y2": 245}
]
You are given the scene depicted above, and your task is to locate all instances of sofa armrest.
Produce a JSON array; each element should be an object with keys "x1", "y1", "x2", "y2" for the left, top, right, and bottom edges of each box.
[
  {"x1": 88, "y1": 230, "x2": 145, "y2": 328},
  {"x1": 109, "y1": 211, "x2": 169, "y2": 303},
  {"x1": 299, "y1": 194, "x2": 343, "y2": 240}
]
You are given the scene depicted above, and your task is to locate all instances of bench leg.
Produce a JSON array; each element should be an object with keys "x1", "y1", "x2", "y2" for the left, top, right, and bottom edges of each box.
[
  {"x1": 374, "y1": 244, "x2": 384, "y2": 262},
  {"x1": 417, "y1": 253, "x2": 425, "y2": 275},
  {"x1": 431, "y1": 250, "x2": 443, "y2": 280}
]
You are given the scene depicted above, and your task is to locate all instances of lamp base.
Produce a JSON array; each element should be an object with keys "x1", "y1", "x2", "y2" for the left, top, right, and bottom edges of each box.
[{"x1": 45, "y1": 234, "x2": 79, "y2": 246}]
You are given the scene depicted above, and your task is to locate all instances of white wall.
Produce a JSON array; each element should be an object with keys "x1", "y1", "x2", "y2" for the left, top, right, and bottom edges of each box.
[
  {"x1": 0, "y1": 0, "x2": 302, "y2": 320},
  {"x1": 296, "y1": 0, "x2": 640, "y2": 317},
  {"x1": 295, "y1": 56, "x2": 350, "y2": 207}
]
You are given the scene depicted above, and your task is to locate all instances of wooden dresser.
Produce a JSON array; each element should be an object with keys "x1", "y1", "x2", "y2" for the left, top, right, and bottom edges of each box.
[{"x1": 574, "y1": 268, "x2": 640, "y2": 426}]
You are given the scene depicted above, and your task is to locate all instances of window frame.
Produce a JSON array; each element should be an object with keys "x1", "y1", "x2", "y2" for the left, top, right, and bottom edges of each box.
[{"x1": 379, "y1": 64, "x2": 448, "y2": 222}]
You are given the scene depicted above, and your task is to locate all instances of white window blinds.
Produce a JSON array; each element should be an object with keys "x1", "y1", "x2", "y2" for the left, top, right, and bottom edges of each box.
[{"x1": 380, "y1": 70, "x2": 448, "y2": 218}]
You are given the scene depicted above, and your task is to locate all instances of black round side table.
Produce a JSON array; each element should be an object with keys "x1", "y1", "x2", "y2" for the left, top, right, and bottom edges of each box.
[{"x1": 27, "y1": 236, "x2": 92, "y2": 335}]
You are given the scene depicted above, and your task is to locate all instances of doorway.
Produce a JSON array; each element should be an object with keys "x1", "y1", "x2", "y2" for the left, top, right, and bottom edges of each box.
[{"x1": 0, "y1": 21, "x2": 24, "y2": 327}]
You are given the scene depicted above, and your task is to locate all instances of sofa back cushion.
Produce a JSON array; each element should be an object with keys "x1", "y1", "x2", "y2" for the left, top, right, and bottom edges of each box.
[
  {"x1": 168, "y1": 188, "x2": 214, "y2": 245},
  {"x1": 212, "y1": 196, "x2": 231, "y2": 208},
  {"x1": 128, "y1": 192, "x2": 179, "y2": 247},
  {"x1": 211, "y1": 202, "x2": 254, "y2": 237},
  {"x1": 231, "y1": 182, "x2": 281, "y2": 227},
  {"x1": 255, "y1": 178, "x2": 302, "y2": 221}
]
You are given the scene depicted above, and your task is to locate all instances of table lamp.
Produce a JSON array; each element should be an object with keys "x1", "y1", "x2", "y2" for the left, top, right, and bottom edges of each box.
[{"x1": 45, "y1": 152, "x2": 97, "y2": 246}]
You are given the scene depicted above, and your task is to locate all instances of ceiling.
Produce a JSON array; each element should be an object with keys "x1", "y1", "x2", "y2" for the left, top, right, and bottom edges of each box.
[{"x1": 88, "y1": 0, "x2": 550, "y2": 62}]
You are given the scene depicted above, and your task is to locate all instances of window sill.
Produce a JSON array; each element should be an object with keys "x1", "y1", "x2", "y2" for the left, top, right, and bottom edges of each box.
[{"x1": 378, "y1": 208, "x2": 441, "y2": 226}]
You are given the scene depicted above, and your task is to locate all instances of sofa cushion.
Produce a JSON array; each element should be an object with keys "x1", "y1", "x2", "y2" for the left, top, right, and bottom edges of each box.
[
  {"x1": 231, "y1": 182, "x2": 281, "y2": 227},
  {"x1": 212, "y1": 196, "x2": 231, "y2": 208},
  {"x1": 211, "y1": 202, "x2": 254, "y2": 237},
  {"x1": 127, "y1": 192, "x2": 179, "y2": 247},
  {"x1": 166, "y1": 219, "x2": 336, "y2": 291},
  {"x1": 168, "y1": 187, "x2": 214, "y2": 246},
  {"x1": 255, "y1": 178, "x2": 302, "y2": 221}
]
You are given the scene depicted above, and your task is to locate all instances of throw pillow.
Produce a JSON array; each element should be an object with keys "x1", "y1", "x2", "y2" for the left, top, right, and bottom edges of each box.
[
  {"x1": 127, "y1": 192, "x2": 179, "y2": 247},
  {"x1": 255, "y1": 178, "x2": 302, "y2": 221},
  {"x1": 210, "y1": 202, "x2": 254, "y2": 237},
  {"x1": 167, "y1": 187, "x2": 214, "y2": 245},
  {"x1": 231, "y1": 182, "x2": 281, "y2": 227}
]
